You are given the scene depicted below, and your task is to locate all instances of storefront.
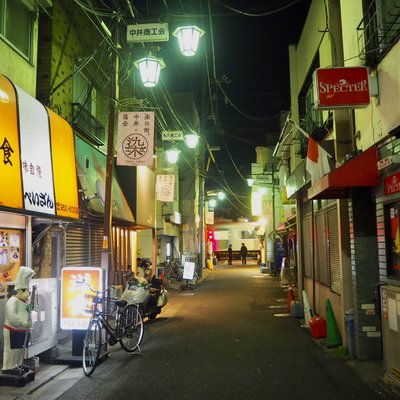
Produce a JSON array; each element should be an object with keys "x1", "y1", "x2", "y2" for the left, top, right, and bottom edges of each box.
[{"x1": 0, "y1": 74, "x2": 79, "y2": 360}]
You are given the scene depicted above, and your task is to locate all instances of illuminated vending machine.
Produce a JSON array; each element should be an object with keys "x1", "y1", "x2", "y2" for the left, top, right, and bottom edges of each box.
[{"x1": 381, "y1": 285, "x2": 400, "y2": 386}]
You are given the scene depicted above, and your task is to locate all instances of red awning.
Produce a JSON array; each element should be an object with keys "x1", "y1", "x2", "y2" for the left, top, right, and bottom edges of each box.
[{"x1": 307, "y1": 146, "x2": 379, "y2": 199}]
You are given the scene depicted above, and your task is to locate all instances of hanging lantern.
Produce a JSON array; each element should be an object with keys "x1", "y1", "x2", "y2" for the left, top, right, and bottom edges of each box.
[
  {"x1": 173, "y1": 26, "x2": 205, "y2": 57},
  {"x1": 166, "y1": 148, "x2": 180, "y2": 164},
  {"x1": 134, "y1": 55, "x2": 165, "y2": 87},
  {"x1": 184, "y1": 132, "x2": 199, "y2": 149}
]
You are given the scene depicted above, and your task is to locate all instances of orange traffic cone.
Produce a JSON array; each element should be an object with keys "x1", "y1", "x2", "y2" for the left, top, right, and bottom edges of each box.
[{"x1": 287, "y1": 286, "x2": 295, "y2": 312}]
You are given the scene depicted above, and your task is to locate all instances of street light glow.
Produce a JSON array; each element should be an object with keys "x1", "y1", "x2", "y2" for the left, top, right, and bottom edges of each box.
[
  {"x1": 184, "y1": 132, "x2": 199, "y2": 148},
  {"x1": 134, "y1": 55, "x2": 165, "y2": 87},
  {"x1": 217, "y1": 191, "x2": 225, "y2": 200},
  {"x1": 173, "y1": 26, "x2": 205, "y2": 56},
  {"x1": 166, "y1": 148, "x2": 180, "y2": 164}
]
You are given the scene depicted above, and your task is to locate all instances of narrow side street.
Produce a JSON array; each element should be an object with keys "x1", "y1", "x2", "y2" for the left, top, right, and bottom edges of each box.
[{"x1": 14, "y1": 263, "x2": 392, "y2": 400}]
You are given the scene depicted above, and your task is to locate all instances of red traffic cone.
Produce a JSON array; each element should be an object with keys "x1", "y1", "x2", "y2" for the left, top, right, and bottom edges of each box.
[{"x1": 287, "y1": 286, "x2": 295, "y2": 312}]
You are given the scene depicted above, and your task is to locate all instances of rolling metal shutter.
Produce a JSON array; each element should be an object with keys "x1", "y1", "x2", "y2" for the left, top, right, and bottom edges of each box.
[
  {"x1": 90, "y1": 224, "x2": 104, "y2": 268},
  {"x1": 66, "y1": 224, "x2": 90, "y2": 267},
  {"x1": 328, "y1": 207, "x2": 341, "y2": 294}
]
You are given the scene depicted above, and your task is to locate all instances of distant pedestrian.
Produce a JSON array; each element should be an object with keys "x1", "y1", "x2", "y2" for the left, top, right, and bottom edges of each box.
[
  {"x1": 240, "y1": 243, "x2": 248, "y2": 264},
  {"x1": 228, "y1": 244, "x2": 233, "y2": 265}
]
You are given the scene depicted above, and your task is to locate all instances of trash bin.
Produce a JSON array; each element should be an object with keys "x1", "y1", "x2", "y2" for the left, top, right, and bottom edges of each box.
[{"x1": 345, "y1": 309, "x2": 355, "y2": 357}]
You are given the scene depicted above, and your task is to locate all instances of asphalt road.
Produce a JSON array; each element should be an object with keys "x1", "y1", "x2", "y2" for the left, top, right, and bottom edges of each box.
[{"x1": 31, "y1": 264, "x2": 393, "y2": 400}]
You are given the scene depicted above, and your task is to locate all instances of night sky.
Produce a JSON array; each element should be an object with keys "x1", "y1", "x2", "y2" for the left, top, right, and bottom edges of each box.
[{"x1": 131, "y1": 0, "x2": 311, "y2": 219}]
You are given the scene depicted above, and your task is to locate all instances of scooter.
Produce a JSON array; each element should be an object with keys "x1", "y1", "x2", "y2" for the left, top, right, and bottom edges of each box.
[{"x1": 121, "y1": 259, "x2": 168, "y2": 320}]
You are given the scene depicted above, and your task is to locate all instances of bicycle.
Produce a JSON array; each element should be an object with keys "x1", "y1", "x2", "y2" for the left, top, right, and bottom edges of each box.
[
  {"x1": 82, "y1": 285, "x2": 144, "y2": 376},
  {"x1": 163, "y1": 259, "x2": 184, "y2": 283}
]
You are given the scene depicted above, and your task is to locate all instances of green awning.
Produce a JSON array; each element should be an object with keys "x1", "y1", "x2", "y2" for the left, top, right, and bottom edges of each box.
[{"x1": 75, "y1": 137, "x2": 135, "y2": 223}]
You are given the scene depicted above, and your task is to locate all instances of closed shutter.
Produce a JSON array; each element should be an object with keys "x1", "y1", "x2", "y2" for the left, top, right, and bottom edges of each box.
[
  {"x1": 315, "y1": 212, "x2": 329, "y2": 285},
  {"x1": 90, "y1": 224, "x2": 104, "y2": 267},
  {"x1": 328, "y1": 206, "x2": 341, "y2": 294},
  {"x1": 66, "y1": 224, "x2": 89, "y2": 267},
  {"x1": 303, "y1": 215, "x2": 313, "y2": 278}
]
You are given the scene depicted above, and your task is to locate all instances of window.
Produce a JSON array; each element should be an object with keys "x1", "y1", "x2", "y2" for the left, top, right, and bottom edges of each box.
[
  {"x1": 0, "y1": 0, "x2": 34, "y2": 60},
  {"x1": 385, "y1": 202, "x2": 400, "y2": 277},
  {"x1": 358, "y1": 0, "x2": 400, "y2": 65},
  {"x1": 241, "y1": 230, "x2": 257, "y2": 239},
  {"x1": 72, "y1": 69, "x2": 105, "y2": 145}
]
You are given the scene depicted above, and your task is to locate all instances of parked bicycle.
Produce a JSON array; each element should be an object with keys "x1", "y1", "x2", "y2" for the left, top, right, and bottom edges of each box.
[
  {"x1": 161, "y1": 258, "x2": 200, "y2": 288},
  {"x1": 82, "y1": 285, "x2": 144, "y2": 376}
]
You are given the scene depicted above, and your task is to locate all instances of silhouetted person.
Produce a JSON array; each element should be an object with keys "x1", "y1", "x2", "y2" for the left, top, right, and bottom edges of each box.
[
  {"x1": 228, "y1": 244, "x2": 233, "y2": 265},
  {"x1": 240, "y1": 243, "x2": 248, "y2": 264}
]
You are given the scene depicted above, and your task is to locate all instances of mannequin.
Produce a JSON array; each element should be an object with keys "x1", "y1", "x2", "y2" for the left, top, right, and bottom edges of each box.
[{"x1": 2, "y1": 266, "x2": 35, "y2": 375}]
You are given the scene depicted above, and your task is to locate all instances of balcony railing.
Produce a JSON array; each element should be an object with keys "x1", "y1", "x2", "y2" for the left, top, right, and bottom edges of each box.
[
  {"x1": 357, "y1": 0, "x2": 400, "y2": 65},
  {"x1": 71, "y1": 103, "x2": 105, "y2": 146}
]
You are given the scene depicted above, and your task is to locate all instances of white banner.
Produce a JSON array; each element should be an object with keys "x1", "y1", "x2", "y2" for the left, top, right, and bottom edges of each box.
[
  {"x1": 156, "y1": 174, "x2": 175, "y2": 202},
  {"x1": 117, "y1": 112, "x2": 155, "y2": 166},
  {"x1": 127, "y1": 23, "x2": 169, "y2": 43},
  {"x1": 16, "y1": 86, "x2": 56, "y2": 215}
]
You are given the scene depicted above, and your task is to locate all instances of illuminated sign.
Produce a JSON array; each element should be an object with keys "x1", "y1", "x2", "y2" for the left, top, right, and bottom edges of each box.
[
  {"x1": 60, "y1": 267, "x2": 103, "y2": 330},
  {"x1": 0, "y1": 75, "x2": 79, "y2": 218},
  {"x1": 313, "y1": 67, "x2": 370, "y2": 109}
]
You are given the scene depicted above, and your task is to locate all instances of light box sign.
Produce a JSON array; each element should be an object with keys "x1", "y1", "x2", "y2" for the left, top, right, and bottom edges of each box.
[
  {"x1": 313, "y1": 67, "x2": 370, "y2": 109},
  {"x1": 0, "y1": 75, "x2": 79, "y2": 218},
  {"x1": 60, "y1": 267, "x2": 103, "y2": 330}
]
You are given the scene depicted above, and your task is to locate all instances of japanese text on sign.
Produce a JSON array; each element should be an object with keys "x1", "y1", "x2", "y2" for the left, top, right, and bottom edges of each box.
[
  {"x1": 127, "y1": 23, "x2": 169, "y2": 43},
  {"x1": 117, "y1": 111, "x2": 155, "y2": 167}
]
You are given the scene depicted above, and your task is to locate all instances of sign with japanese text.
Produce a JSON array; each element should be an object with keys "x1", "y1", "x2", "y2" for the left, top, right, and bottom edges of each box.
[
  {"x1": 17, "y1": 85, "x2": 56, "y2": 215},
  {"x1": 161, "y1": 131, "x2": 184, "y2": 141},
  {"x1": 60, "y1": 267, "x2": 103, "y2": 330},
  {"x1": 0, "y1": 75, "x2": 23, "y2": 209},
  {"x1": 313, "y1": 67, "x2": 370, "y2": 109},
  {"x1": 126, "y1": 23, "x2": 169, "y2": 43},
  {"x1": 156, "y1": 174, "x2": 175, "y2": 202},
  {"x1": 117, "y1": 111, "x2": 155, "y2": 167},
  {"x1": 384, "y1": 173, "x2": 400, "y2": 195},
  {"x1": 0, "y1": 75, "x2": 79, "y2": 218}
]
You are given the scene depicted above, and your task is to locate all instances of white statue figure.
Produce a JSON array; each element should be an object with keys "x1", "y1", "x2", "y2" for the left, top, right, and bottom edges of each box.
[{"x1": 2, "y1": 266, "x2": 35, "y2": 375}]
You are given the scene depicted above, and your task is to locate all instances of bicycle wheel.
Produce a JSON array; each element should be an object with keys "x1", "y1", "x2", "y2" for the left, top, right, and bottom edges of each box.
[
  {"x1": 119, "y1": 304, "x2": 144, "y2": 353},
  {"x1": 82, "y1": 319, "x2": 102, "y2": 376}
]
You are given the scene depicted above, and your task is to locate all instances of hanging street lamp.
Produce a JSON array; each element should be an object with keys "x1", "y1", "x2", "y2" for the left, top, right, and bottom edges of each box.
[
  {"x1": 173, "y1": 26, "x2": 205, "y2": 57},
  {"x1": 166, "y1": 148, "x2": 180, "y2": 164},
  {"x1": 134, "y1": 55, "x2": 165, "y2": 87},
  {"x1": 184, "y1": 132, "x2": 199, "y2": 148}
]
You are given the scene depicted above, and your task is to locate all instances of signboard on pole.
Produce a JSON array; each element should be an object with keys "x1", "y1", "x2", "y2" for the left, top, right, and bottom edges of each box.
[
  {"x1": 156, "y1": 174, "x2": 175, "y2": 202},
  {"x1": 313, "y1": 67, "x2": 370, "y2": 109},
  {"x1": 127, "y1": 23, "x2": 169, "y2": 43},
  {"x1": 117, "y1": 111, "x2": 155, "y2": 166}
]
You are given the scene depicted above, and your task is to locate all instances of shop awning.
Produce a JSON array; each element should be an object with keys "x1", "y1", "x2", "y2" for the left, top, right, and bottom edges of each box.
[{"x1": 307, "y1": 146, "x2": 379, "y2": 199}]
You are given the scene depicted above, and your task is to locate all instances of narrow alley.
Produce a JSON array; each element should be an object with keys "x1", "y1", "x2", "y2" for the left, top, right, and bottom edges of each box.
[{"x1": 14, "y1": 263, "x2": 393, "y2": 400}]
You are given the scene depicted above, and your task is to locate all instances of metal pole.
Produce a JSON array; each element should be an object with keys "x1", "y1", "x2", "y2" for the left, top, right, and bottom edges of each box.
[{"x1": 101, "y1": 25, "x2": 119, "y2": 286}]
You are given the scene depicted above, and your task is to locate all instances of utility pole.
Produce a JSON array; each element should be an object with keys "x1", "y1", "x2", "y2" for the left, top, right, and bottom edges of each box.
[{"x1": 102, "y1": 24, "x2": 119, "y2": 285}]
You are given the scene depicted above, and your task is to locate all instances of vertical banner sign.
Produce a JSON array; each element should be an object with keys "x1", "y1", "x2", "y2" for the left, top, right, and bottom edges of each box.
[
  {"x1": 0, "y1": 75, "x2": 23, "y2": 209},
  {"x1": 16, "y1": 86, "x2": 56, "y2": 215},
  {"x1": 117, "y1": 111, "x2": 155, "y2": 167},
  {"x1": 156, "y1": 174, "x2": 175, "y2": 202}
]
